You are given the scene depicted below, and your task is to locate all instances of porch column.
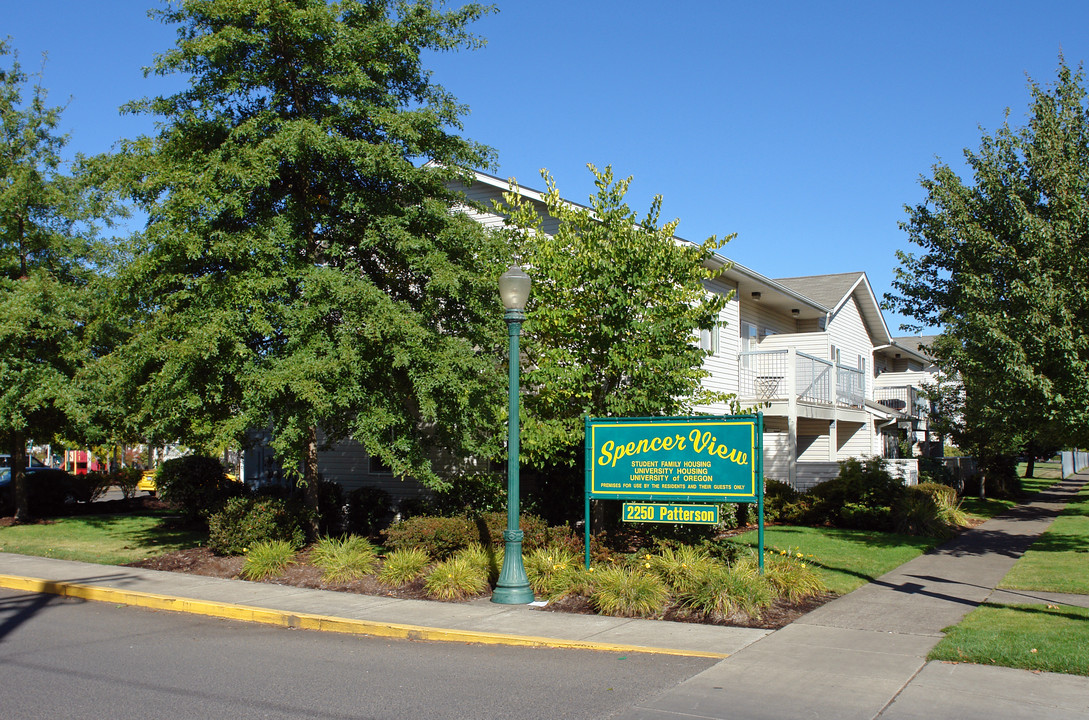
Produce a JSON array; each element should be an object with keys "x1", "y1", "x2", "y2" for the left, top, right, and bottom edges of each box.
[
  {"x1": 829, "y1": 359, "x2": 838, "y2": 462},
  {"x1": 787, "y1": 347, "x2": 798, "y2": 488}
]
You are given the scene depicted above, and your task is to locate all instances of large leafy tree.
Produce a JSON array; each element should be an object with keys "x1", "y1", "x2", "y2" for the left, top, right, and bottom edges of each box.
[
  {"x1": 0, "y1": 41, "x2": 115, "y2": 519},
  {"x1": 500, "y1": 165, "x2": 735, "y2": 471},
  {"x1": 107, "y1": 0, "x2": 507, "y2": 527},
  {"x1": 887, "y1": 58, "x2": 1089, "y2": 469}
]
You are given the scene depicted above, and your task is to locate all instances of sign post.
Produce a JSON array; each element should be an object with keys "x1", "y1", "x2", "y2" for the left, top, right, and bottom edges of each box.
[{"x1": 584, "y1": 414, "x2": 764, "y2": 571}]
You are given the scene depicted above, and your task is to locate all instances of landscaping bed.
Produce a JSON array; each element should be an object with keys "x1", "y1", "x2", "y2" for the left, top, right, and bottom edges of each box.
[{"x1": 126, "y1": 541, "x2": 837, "y2": 630}]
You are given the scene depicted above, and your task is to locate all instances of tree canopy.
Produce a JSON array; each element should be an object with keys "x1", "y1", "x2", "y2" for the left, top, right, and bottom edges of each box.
[
  {"x1": 887, "y1": 57, "x2": 1089, "y2": 454},
  {"x1": 104, "y1": 0, "x2": 508, "y2": 516},
  {"x1": 499, "y1": 164, "x2": 735, "y2": 469},
  {"x1": 0, "y1": 41, "x2": 117, "y2": 518}
]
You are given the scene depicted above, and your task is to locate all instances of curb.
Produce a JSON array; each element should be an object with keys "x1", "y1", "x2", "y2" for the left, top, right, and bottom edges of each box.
[{"x1": 0, "y1": 573, "x2": 729, "y2": 659}]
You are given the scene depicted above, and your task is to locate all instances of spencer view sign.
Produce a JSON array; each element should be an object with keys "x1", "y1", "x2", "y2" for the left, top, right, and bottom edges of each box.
[{"x1": 585, "y1": 415, "x2": 762, "y2": 503}]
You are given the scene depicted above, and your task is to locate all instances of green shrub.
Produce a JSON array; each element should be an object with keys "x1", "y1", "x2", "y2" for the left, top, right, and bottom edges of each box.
[
  {"x1": 423, "y1": 556, "x2": 490, "y2": 600},
  {"x1": 240, "y1": 540, "x2": 296, "y2": 581},
  {"x1": 157, "y1": 455, "x2": 244, "y2": 522},
  {"x1": 310, "y1": 535, "x2": 379, "y2": 582},
  {"x1": 810, "y1": 457, "x2": 905, "y2": 530},
  {"x1": 345, "y1": 487, "x2": 394, "y2": 535},
  {"x1": 113, "y1": 467, "x2": 141, "y2": 500},
  {"x1": 383, "y1": 511, "x2": 573, "y2": 559},
  {"x1": 894, "y1": 482, "x2": 971, "y2": 538},
  {"x1": 430, "y1": 473, "x2": 508, "y2": 517},
  {"x1": 317, "y1": 480, "x2": 345, "y2": 537},
  {"x1": 377, "y1": 548, "x2": 431, "y2": 587},
  {"x1": 589, "y1": 566, "x2": 670, "y2": 618},
  {"x1": 453, "y1": 543, "x2": 502, "y2": 584},
  {"x1": 70, "y1": 471, "x2": 114, "y2": 503},
  {"x1": 207, "y1": 496, "x2": 306, "y2": 556},
  {"x1": 383, "y1": 515, "x2": 476, "y2": 558}
]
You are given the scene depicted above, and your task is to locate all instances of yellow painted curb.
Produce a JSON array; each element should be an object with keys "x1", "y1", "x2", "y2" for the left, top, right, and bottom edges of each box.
[{"x1": 0, "y1": 573, "x2": 728, "y2": 659}]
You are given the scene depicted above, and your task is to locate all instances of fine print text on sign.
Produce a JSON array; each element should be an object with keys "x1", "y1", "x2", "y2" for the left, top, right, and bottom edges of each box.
[{"x1": 588, "y1": 418, "x2": 759, "y2": 502}]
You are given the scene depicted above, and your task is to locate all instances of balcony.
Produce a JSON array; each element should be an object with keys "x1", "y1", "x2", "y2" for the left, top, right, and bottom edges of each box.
[
  {"x1": 739, "y1": 349, "x2": 864, "y2": 409},
  {"x1": 874, "y1": 385, "x2": 923, "y2": 419}
]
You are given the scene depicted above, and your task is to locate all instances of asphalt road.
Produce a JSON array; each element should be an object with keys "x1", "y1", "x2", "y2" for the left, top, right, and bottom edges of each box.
[{"x1": 0, "y1": 588, "x2": 716, "y2": 720}]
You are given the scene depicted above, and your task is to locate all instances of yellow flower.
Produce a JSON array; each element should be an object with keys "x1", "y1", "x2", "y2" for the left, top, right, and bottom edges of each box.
[
  {"x1": 800, "y1": 563, "x2": 807, "y2": 569},
  {"x1": 644, "y1": 563, "x2": 651, "y2": 569},
  {"x1": 588, "y1": 567, "x2": 595, "y2": 573},
  {"x1": 780, "y1": 550, "x2": 787, "y2": 555},
  {"x1": 797, "y1": 553, "x2": 803, "y2": 558}
]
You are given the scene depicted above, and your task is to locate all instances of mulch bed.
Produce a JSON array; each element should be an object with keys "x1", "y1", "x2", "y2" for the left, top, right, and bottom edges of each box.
[{"x1": 4, "y1": 497, "x2": 836, "y2": 630}]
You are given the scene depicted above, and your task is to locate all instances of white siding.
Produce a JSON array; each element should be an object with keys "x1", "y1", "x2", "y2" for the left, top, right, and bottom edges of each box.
[
  {"x1": 827, "y1": 295, "x2": 873, "y2": 383},
  {"x1": 694, "y1": 277, "x2": 741, "y2": 413}
]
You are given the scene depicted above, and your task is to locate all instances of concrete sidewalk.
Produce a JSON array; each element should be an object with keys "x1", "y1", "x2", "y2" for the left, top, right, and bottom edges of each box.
[
  {"x1": 1, "y1": 472, "x2": 1087, "y2": 719},
  {"x1": 619, "y1": 471, "x2": 1089, "y2": 720}
]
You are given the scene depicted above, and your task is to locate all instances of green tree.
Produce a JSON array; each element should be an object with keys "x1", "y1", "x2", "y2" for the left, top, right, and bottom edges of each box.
[
  {"x1": 499, "y1": 164, "x2": 736, "y2": 474},
  {"x1": 0, "y1": 41, "x2": 115, "y2": 519},
  {"x1": 106, "y1": 0, "x2": 506, "y2": 533},
  {"x1": 887, "y1": 58, "x2": 1089, "y2": 480}
]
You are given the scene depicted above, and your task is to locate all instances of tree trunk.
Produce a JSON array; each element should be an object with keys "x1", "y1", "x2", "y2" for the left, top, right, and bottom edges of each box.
[
  {"x1": 303, "y1": 425, "x2": 321, "y2": 540},
  {"x1": 13, "y1": 430, "x2": 29, "y2": 522}
]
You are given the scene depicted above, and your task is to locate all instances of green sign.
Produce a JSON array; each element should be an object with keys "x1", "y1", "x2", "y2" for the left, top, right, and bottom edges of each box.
[
  {"x1": 623, "y1": 503, "x2": 720, "y2": 525},
  {"x1": 586, "y1": 416, "x2": 760, "y2": 502}
]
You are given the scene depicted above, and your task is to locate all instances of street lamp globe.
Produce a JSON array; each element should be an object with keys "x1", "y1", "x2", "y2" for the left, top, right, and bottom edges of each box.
[{"x1": 498, "y1": 266, "x2": 532, "y2": 311}]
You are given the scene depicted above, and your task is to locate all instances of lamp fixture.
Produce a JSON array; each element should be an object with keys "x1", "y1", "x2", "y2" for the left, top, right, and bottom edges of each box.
[
  {"x1": 791, "y1": 308, "x2": 800, "y2": 317},
  {"x1": 498, "y1": 266, "x2": 532, "y2": 311},
  {"x1": 751, "y1": 291, "x2": 761, "y2": 301}
]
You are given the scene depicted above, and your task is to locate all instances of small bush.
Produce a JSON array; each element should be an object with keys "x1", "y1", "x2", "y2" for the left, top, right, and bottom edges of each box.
[
  {"x1": 345, "y1": 487, "x2": 394, "y2": 535},
  {"x1": 429, "y1": 473, "x2": 508, "y2": 517},
  {"x1": 810, "y1": 457, "x2": 905, "y2": 530},
  {"x1": 207, "y1": 496, "x2": 306, "y2": 556},
  {"x1": 589, "y1": 567, "x2": 670, "y2": 618},
  {"x1": 157, "y1": 455, "x2": 244, "y2": 522},
  {"x1": 113, "y1": 467, "x2": 141, "y2": 500},
  {"x1": 423, "y1": 556, "x2": 489, "y2": 600},
  {"x1": 310, "y1": 535, "x2": 379, "y2": 582},
  {"x1": 240, "y1": 540, "x2": 296, "y2": 581},
  {"x1": 377, "y1": 548, "x2": 431, "y2": 587},
  {"x1": 70, "y1": 471, "x2": 114, "y2": 503},
  {"x1": 383, "y1": 515, "x2": 477, "y2": 558},
  {"x1": 894, "y1": 482, "x2": 971, "y2": 538}
]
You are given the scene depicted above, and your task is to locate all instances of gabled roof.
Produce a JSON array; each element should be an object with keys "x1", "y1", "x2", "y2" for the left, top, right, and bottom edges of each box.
[
  {"x1": 892, "y1": 335, "x2": 939, "y2": 360},
  {"x1": 774, "y1": 272, "x2": 892, "y2": 346}
]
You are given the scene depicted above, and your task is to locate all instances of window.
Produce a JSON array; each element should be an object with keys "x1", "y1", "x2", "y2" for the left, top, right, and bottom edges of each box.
[
  {"x1": 740, "y1": 322, "x2": 758, "y2": 352},
  {"x1": 700, "y1": 323, "x2": 720, "y2": 354}
]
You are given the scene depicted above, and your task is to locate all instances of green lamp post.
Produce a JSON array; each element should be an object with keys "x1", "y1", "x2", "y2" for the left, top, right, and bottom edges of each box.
[{"x1": 492, "y1": 265, "x2": 535, "y2": 604}]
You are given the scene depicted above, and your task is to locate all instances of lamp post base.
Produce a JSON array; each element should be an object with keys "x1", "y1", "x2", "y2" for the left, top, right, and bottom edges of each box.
[{"x1": 491, "y1": 530, "x2": 534, "y2": 604}]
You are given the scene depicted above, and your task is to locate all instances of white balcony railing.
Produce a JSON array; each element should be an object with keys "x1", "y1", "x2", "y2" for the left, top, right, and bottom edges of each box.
[
  {"x1": 739, "y1": 349, "x2": 865, "y2": 409},
  {"x1": 874, "y1": 385, "x2": 922, "y2": 418}
]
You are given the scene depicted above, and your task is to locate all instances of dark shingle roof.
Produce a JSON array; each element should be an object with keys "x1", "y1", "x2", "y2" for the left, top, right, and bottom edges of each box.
[{"x1": 773, "y1": 272, "x2": 865, "y2": 311}]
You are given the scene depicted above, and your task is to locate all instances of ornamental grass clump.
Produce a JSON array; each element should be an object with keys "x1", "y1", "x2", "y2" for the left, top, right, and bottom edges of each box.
[
  {"x1": 454, "y1": 543, "x2": 502, "y2": 584},
  {"x1": 589, "y1": 566, "x2": 670, "y2": 618},
  {"x1": 680, "y1": 558, "x2": 775, "y2": 621},
  {"x1": 423, "y1": 555, "x2": 489, "y2": 601},
  {"x1": 240, "y1": 540, "x2": 297, "y2": 581},
  {"x1": 310, "y1": 535, "x2": 379, "y2": 583},
  {"x1": 525, "y1": 546, "x2": 581, "y2": 597},
  {"x1": 763, "y1": 551, "x2": 826, "y2": 603},
  {"x1": 648, "y1": 545, "x2": 718, "y2": 595},
  {"x1": 377, "y1": 548, "x2": 431, "y2": 587}
]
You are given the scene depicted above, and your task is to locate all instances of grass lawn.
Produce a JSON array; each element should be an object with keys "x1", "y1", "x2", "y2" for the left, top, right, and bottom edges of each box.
[
  {"x1": 929, "y1": 603, "x2": 1089, "y2": 676},
  {"x1": 960, "y1": 460, "x2": 1064, "y2": 522},
  {"x1": 0, "y1": 513, "x2": 205, "y2": 565},
  {"x1": 998, "y1": 481, "x2": 1089, "y2": 595},
  {"x1": 739, "y1": 525, "x2": 940, "y2": 595}
]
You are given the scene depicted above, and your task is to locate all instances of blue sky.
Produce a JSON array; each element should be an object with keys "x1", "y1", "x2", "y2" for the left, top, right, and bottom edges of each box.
[{"x1": 5, "y1": 1, "x2": 1089, "y2": 334}]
